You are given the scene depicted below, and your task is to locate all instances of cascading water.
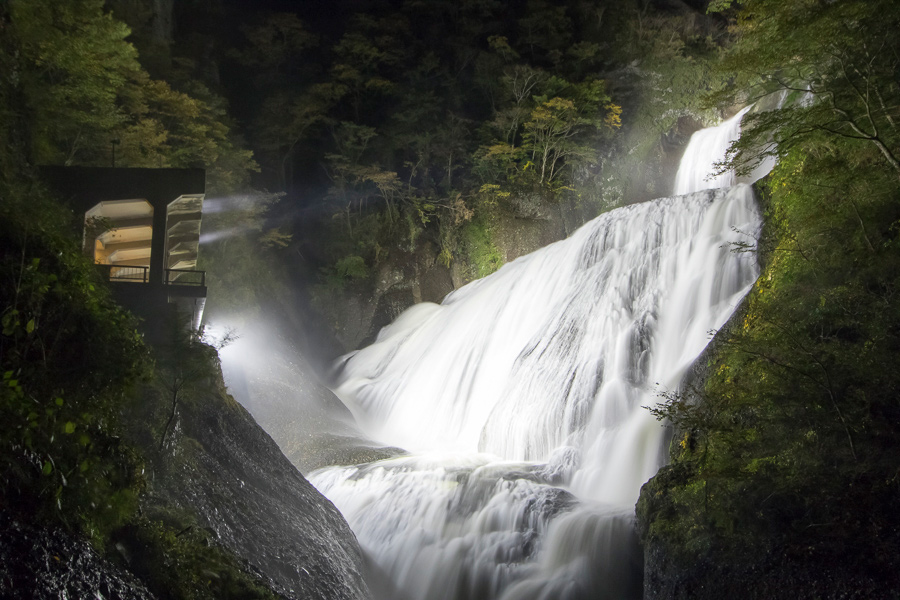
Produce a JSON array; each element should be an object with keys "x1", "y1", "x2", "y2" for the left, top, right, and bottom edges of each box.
[
  {"x1": 672, "y1": 106, "x2": 751, "y2": 196},
  {"x1": 309, "y1": 113, "x2": 763, "y2": 599}
]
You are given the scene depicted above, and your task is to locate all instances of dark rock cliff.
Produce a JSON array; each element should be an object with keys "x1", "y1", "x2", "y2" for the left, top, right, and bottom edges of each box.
[
  {"x1": 315, "y1": 195, "x2": 591, "y2": 353},
  {"x1": 0, "y1": 340, "x2": 370, "y2": 600},
  {"x1": 0, "y1": 509, "x2": 157, "y2": 600},
  {"x1": 139, "y1": 368, "x2": 372, "y2": 600}
]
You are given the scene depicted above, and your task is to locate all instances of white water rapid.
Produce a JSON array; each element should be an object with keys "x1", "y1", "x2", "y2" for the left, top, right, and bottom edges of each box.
[{"x1": 309, "y1": 114, "x2": 763, "y2": 600}]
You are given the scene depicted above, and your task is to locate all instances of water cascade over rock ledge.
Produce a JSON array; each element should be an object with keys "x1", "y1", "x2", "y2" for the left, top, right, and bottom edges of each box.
[{"x1": 308, "y1": 110, "x2": 765, "y2": 599}]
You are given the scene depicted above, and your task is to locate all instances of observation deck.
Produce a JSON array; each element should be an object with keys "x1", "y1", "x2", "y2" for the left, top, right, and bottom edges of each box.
[{"x1": 42, "y1": 166, "x2": 208, "y2": 334}]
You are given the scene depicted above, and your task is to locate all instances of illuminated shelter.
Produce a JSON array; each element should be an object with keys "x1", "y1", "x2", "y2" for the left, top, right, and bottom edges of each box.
[{"x1": 42, "y1": 166, "x2": 207, "y2": 333}]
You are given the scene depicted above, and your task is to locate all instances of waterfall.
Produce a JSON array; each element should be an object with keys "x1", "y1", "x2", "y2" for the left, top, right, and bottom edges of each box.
[
  {"x1": 673, "y1": 106, "x2": 751, "y2": 196},
  {"x1": 309, "y1": 115, "x2": 763, "y2": 599}
]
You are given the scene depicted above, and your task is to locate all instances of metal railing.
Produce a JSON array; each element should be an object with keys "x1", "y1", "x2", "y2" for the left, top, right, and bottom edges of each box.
[
  {"x1": 98, "y1": 265, "x2": 205, "y2": 287},
  {"x1": 102, "y1": 265, "x2": 150, "y2": 283},
  {"x1": 165, "y1": 268, "x2": 206, "y2": 287}
]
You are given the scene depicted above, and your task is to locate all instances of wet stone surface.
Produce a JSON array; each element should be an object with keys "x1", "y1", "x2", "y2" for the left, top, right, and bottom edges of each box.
[{"x1": 0, "y1": 509, "x2": 156, "y2": 600}]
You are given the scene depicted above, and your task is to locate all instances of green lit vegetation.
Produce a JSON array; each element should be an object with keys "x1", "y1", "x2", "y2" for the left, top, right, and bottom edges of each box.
[
  {"x1": 639, "y1": 0, "x2": 900, "y2": 587},
  {"x1": 0, "y1": 169, "x2": 277, "y2": 600},
  {"x1": 10, "y1": 0, "x2": 256, "y2": 193},
  {"x1": 0, "y1": 182, "x2": 148, "y2": 542},
  {"x1": 460, "y1": 216, "x2": 505, "y2": 279}
]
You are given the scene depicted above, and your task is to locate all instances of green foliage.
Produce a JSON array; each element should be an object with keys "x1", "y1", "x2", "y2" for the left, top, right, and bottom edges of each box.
[
  {"x1": 0, "y1": 177, "x2": 149, "y2": 539},
  {"x1": 310, "y1": 255, "x2": 372, "y2": 310},
  {"x1": 642, "y1": 24, "x2": 900, "y2": 576},
  {"x1": 706, "y1": 0, "x2": 735, "y2": 14},
  {"x1": 335, "y1": 255, "x2": 369, "y2": 280},
  {"x1": 0, "y1": 212, "x2": 286, "y2": 597},
  {"x1": 327, "y1": 14, "x2": 409, "y2": 122},
  {"x1": 714, "y1": 0, "x2": 900, "y2": 184},
  {"x1": 235, "y1": 12, "x2": 317, "y2": 81},
  {"x1": 253, "y1": 89, "x2": 330, "y2": 192},
  {"x1": 215, "y1": 0, "x2": 669, "y2": 287},
  {"x1": 120, "y1": 75, "x2": 258, "y2": 196},
  {"x1": 622, "y1": 7, "x2": 727, "y2": 160},
  {"x1": 10, "y1": 0, "x2": 139, "y2": 164},
  {"x1": 517, "y1": 0, "x2": 573, "y2": 66},
  {"x1": 0, "y1": 4, "x2": 282, "y2": 594},
  {"x1": 112, "y1": 514, "x2": 278, "y2": 600},
  {"x1": 477, "y1": 74, "x2": 620, "y2": 198},
  {"x1": 7, "y1": 0, "x2": 256, "y2": 194}
]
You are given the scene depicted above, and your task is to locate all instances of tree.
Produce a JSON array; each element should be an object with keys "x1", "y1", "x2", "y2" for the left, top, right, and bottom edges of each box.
[
  {"x1": 713, "y1": 0, "x2": 900, "y2": 182},
  {"x1": 640, "y1": 0, "x2": 900, "y2": 585},
  {"x1": 154, "y1": 312, "x2": 218, "y2": 452},
  {"x1": 324, "y1": 122, "x2": 379, "y2": 213},
  {"x1": 236, "y1": 12, "x2": 317, "y2": 85},
  {"x1": 9, "y1": 0, "x2": 256, "y2": 194},
  {"x1": 477, "y1": 75, "x2": 620, "y2": 192},
  {"x1": 254, "y1": 89, "x2": 330, "y2": 192},
  {"x1": 10, "y1": 0, "x2": 140, "y2": 165},
  {"x1": 517, "y1": 0, "x2": 573, "y2": 66},
  {"x1": 524, "y1": 97, "x2": 579, "y2": 183},
  {"x1": 495, "y1": 65, "x2": 547, "y2": 146},
  {"x1": 0, "y1": 177, "x2": 147, "y2": 534},
  {"x1": 328, "y1": 14, "x2": 409, "y2": 122},
  {"x1": 115, "y1": 74, "x2": 257, "y2": 193}
]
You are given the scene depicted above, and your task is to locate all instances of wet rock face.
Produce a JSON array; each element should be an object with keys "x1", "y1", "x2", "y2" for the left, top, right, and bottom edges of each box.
[
  {"x1": 323, "y1": 213, "x2": 570, "y2": 352},
  {"x1": 323, "y1": 242, "x2": 455, "y2": 351},
  {"x1": 152, "y1": 378, "x2": 371, "y2": 600},
  {"x1": 0, "y1": 509, "x2": 156, "y2": 600}
]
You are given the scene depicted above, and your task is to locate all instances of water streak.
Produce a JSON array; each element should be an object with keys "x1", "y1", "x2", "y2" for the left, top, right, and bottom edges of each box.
[{"x1": 310, "y1": 116, "x2": 763, "y2": 599}]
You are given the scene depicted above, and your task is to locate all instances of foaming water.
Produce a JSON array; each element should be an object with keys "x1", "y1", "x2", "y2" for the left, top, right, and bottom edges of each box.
[{"x1": 310, "y1": 117, "x2": 763, "y2": 599}]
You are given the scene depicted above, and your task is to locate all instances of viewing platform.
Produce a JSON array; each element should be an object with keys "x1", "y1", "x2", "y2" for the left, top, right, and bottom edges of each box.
[{"x1": 42, "y1": 166, "x2": 208, "y2": 333}]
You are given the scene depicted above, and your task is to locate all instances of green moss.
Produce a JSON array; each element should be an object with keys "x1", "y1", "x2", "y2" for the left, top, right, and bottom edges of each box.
[
  {"x1": 460, "y1": 216, "x2": 504, "y2": 279},
  {"x1": 334, "y1": 255, "x2": 369, "y2": 280}
]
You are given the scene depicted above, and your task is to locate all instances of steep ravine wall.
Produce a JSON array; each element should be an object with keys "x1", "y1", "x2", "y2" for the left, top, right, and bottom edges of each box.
[
  {"x1": 313, "y1": 213, "x2": 568, "y2": 352},
  {"x1": 314, "y1": 193, "x2": 629, "y2": 352},
  {"x1": 139, "y1": 365, "x2": 372, "y2": 600},
  {"x1": 0, "y1": 357, "x2": 371, "y2": 599}
]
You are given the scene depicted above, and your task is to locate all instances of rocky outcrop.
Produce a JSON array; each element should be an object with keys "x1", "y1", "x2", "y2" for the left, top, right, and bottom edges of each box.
[
  {"x1": 317, "y1": 202, "x2": 578, "y2": 352},
  {"x1": 0, "y1": 509, "x2": 156, "y2": 600},
  {"x1": 0, "y1": 356, "x2": 371, "y2": 600},
  {"x1": 212, "y1": 317, "x2": 407, "y2": 475},
  {"x1": 317, "y1": 241, "x2": 454, "y2": 351},
  {"x1": 141, "y1": 368, "x2": 371, "y2": 600}
]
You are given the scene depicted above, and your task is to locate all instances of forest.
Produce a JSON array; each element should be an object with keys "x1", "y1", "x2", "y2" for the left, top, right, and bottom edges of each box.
[{"x1": 1, "y1": 0, "x2": 899, "y2": 597}]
